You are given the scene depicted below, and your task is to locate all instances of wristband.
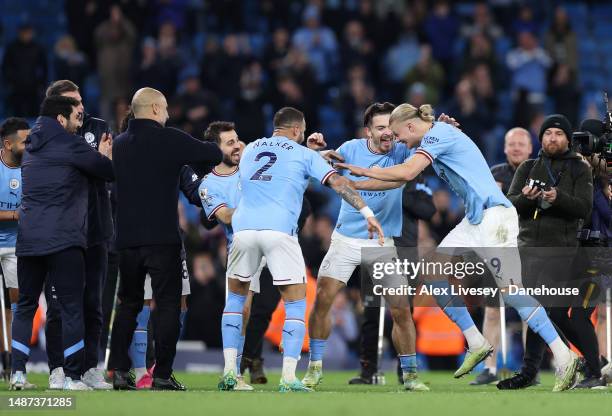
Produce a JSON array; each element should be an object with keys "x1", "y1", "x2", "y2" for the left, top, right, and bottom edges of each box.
[{"x1": 360, "y1": 206, "x2": 374, "y2": 219}]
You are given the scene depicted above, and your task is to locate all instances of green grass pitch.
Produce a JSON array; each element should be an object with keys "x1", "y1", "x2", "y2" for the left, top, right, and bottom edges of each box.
[{"x1": 0, "y1": 371, "x2": 610, "y2": 416}]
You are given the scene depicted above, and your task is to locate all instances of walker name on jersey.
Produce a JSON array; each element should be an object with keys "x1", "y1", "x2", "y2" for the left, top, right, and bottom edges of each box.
[{"x1": 253, "y1": 139, "x2": 294, "y2": 151}]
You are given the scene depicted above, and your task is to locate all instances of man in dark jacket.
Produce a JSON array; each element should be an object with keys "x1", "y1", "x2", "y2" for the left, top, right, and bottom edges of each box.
[
  {"x1": 10, "y1": 96, "x2": 114, "y2": 391},
  {"x1": 499, "y1": 114, "x2": 595, "y2": 390},
  {"x1": 44, "y1": 80, "x2": 115, "y2": 390},
  {"x1": 109, "y1": 87, "x2": 221, "y2": 391}
]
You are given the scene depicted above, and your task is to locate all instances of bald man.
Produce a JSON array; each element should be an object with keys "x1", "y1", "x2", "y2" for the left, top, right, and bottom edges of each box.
[
  {"x1": 108, "y1": 88, "x2": 222, "y2": 390},
  {"x1": 471, "y1": 127, "x2": 533, "y2": 385}
]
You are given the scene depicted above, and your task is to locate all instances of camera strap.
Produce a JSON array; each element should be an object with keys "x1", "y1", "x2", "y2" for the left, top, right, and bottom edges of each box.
[{"x1": 543, "y1": 157, "x2": 569, "y2": 187}]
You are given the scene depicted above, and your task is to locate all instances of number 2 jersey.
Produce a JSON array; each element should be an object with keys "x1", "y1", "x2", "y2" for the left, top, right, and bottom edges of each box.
[{"x1": 233, "y1": 136, "x2": 336, "y2": 236}]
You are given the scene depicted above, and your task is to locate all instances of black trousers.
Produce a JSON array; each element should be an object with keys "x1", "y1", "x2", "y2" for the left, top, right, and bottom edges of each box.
[
  {"x1": 242, "y1": 268, "x2": 279, "y2": 360},
  {"x1": 109, "y1": 244, "x2": 181, "y2": 379},
  {"x1": 521, "y1": 253, "x2": 601, "y2": 378},
  {"x1": 12, "y1": 247, "x2": 85, "y2": 379},
  {"x1": 100, "y1": 250, "x2": 119, "y2": 355},
  {"x1": 46, "y1": 244, "x2": 108, "y2": 372}
]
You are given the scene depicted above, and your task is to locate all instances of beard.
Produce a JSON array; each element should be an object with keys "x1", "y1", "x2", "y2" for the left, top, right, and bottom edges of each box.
[
  {"x1": 11, "y1": 149, "x2": 23, "y2": 165},
  {"x1": 223, "y1": 153, "x2": 239, "y2": 167}
]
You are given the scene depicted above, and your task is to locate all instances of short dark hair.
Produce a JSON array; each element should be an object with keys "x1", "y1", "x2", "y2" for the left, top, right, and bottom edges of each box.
[
  {"x1": 0, "y1": 117, "x2": 30, "y2": 141},
  {"x1": 204, "y1": 121, "x2": 236, "y2": 144},
  {"x1": 363, "y1": 102, "x2": 396, "y2": 127},
  {"x1": 46, "y1": 80, "x2": 79, "y2": 97},
  {"x1": 273, "y1": 107, "x2": 304, "y2": 129},
  {"x1": 40, "y1": 96, "x2": 80, "y2": 120}
]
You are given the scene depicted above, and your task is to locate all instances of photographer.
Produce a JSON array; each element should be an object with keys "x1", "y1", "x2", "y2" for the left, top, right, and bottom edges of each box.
[{"x1": 499, "y1": 114, "x2": 598, "y2": 389}]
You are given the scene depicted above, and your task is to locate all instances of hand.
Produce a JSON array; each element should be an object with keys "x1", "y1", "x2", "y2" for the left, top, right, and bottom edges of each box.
[
  {"x1": 307, "y1": 132, "x2": 326, "y2": 150},
  {"x1": 99, "y1": 133, "x2": 113, "y2": 160},
  {"x1": 542, "y1": 187, "x2": 557, "y2": 203},
  {"x1": 366, "y1": 216, "x2": 385, "y2": 246},
  {"x1": 437, "y1": 113, "x2": 460, "y2": 128},
  {"x1": 521, "y1": 185, "x2": 542, "y2": 200},
  {"x1": 334, "y1": 163, "x2": 366, "y2": 177},
  {"x1": 321, "y1": 150, "x2": 345, "y2": 163}
]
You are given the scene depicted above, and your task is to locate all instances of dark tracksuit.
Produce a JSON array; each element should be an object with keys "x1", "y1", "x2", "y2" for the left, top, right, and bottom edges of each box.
[
  {"x1": 46, "y1": 114, "x2": 114, "y2": 373},
  {"x1": 108, "y1": 119, "x2": 221, "y2": 379},
  {"x1": 12, "y1": 117, "x2": 114, "y2": 379},
  {"x1": 357, "y1": 180, "x2": 435, "y2": 372}
]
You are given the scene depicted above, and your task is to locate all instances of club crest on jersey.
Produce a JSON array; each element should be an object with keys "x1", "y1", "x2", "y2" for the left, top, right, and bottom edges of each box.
[
  {"x1": 9, "y1": 179, "x2": 20, "y2": 190},
  {"x1": 84, "y1": 132, "x2": 96, "y2": 147}
]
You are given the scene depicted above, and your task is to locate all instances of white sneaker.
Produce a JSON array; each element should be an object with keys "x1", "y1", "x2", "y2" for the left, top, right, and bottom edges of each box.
[
  {"x1": 10, "y1": 371, "x2": 26, "y2": 391},
  {"x1": 82, "y1": 368, "x2": 112, "y2": 390},
  {"x1": 49, "y1": 367, "x2": 66, "y2": 390},
  {"x1": 234, "y1": 375, "x2": 254, "y2": 391},
  {"x1": 63, "y1": 377, "x2": 93, "y2": 391},
  {"x1": 602, "y1": 362, "x2": 612, "y2": 385}
]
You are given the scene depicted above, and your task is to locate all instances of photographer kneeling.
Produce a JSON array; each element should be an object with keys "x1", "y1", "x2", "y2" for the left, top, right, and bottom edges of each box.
[{"x1": 499, "y1": 114, "x2": 600, "y2": 389}]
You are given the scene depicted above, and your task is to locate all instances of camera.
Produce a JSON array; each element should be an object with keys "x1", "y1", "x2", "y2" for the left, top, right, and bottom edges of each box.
[
  {"x1": 527, "y1": 178, "x2": 550, "y2": 192},
  {"x1": 571, "y1": 92, "x2": 612, "y2": 166}
]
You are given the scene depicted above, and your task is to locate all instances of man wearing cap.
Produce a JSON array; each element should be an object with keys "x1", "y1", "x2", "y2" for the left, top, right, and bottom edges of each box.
[{"x1": 499, "y1": 114, "x2": 595, "y2": 389}]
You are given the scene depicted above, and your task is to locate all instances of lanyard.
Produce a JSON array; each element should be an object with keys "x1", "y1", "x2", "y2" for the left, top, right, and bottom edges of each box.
[{"x1": 543, "y1": 157, "x2": 568, "y2": 187}]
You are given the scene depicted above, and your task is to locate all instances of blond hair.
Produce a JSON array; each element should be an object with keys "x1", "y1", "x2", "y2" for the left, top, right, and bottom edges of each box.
[{"x1": 389, "y1": 103, "x2": 435, "y2": 125}]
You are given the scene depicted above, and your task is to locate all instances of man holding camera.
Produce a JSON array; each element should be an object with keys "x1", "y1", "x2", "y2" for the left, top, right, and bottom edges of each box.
[{"x1": 499, "y1": 114, "x2": 597, "y2": 389}]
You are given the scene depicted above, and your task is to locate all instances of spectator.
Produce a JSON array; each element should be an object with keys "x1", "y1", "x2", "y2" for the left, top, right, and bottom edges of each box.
[
  {"x1": 460, "y1": 33, "x2": 500, "y2": 87},
  {"x1": 404, "y1": 44, "x2": 445, "y2": 106},
  {"x1": 263, "y1": 27, "x2": 291, "y2": 80},
  {"x1": 172, "y1": 68, "x2": 220, "y2": 137},
  {"x1": 216, "y1": 34, "x2": 248, "y2": 103},
  {"x1": 134, "y1": 37, "x2": 162, "y2": 91},
  {"x1": 340, "y1": 77, "x2": 375, "y2": 138},
  {"x1": 444, "y1": 78, "x2": 494, "y2": 151},
  {"x1": 423, "y1": 0, "x2": 459, "y2": 71},
  {"x1": 53, "y1": 35, "x2": 89, "y2": 92},
  {"x1": 512, "y1": 5, "x2": 540, "y2": 37},
  {"x1": 279, "y1": 47, "x2": 319, "y2": 106},
  {"x1": 292, "y1": 4, "x2": 339, "y2": 85},
  {"x1": 154, "y1": 22, "x2": 185, "y2": 98},
  {"x1": 461, "y1": 2, "x2": 503, "y2": 40},
  {"x1": 1, "y1": 23, "x2": 48, "y2": 117},
  {"x1": 383, "y1": 13, "x2": 421, "y2": 87},
  {"x1": 406, "y1": 82, "x2": 427, "y2": 108},
  {"x1": 340, "y1": 20, "x2": 375, "y2": 78},
  {"x1": 469, "y1": 63, "x2": 498, "y2": 113},
  {"x1": 94, "y1": 4, "x2": 137, "y2": 121},
  {"x1": 271, "y1": 74, "x2": 319, "y2": 132},
  {"x1": 544, "y1": 6, "x2": 578, "y2": 71},
  {"x1": 235, "y1": 60, "x2": 267, "y2": 143},
  {"x1": 506, "y1": 31, "x2": 551, "y2": 127},
  {"x1": 548, "y1": 64, "x2": 580, "y2": 127}
]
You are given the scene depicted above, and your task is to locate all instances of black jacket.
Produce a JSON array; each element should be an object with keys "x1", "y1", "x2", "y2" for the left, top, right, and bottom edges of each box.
[
  {"x1": 16, "y1": 116, "x2": 115, "y2": 256},
  {"x1": 507, "y1": 149, "x2": 593, "y2": 247},
  {"x1": 394, "y1": 179, "x2": 436, "y2": 247},
  {"x1": 79, "y1": 114, "x2": 114, "y2": 246},
  {"x1": 113, "y1": 119, "x2": 222, "y2": 249}
]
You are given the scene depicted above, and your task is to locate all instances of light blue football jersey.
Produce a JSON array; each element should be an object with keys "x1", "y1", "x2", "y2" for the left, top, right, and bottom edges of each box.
[
  {"x1": 414, "y1": 122, "x2": 511, "y2": 224},
  {"x1": 199, "y1": 167, "x2": 241, "y2": 247},
  {"x1": 335, "y1": 139, "x2": 412, "y2": 239},
  {"x1": 0, "y1": 157, "x2": 21, "y2": 247},
  {"x1": 232, "y1": 136, "x2": 336, "y2": 235}
]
